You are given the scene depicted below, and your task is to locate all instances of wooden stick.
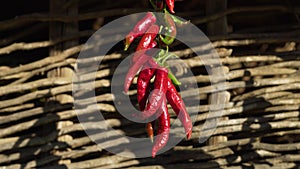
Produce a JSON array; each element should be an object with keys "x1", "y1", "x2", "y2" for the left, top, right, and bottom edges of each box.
[
  {"x1": 0, "y1": 45, "x2": 82, "y2": 77},
  {"x1": 0, "y1": 23, "x2": 46, "y2": 46},
  {"x1": 193, "y1": 5, "x2": 300, "y2": 25},
  {"x1": 0, "y1": 104, "x2": 72, "y2": 125},
  {"x1": 233, "y1": 83, "x2": 300, "y2": 101},
  {"x1": 0, "y1": 30, "x2": 93, "y2": 55},
  {"x1": 0, "y1": 142, "x2": 64, "y2": 164},
  {"x1": 0, "y1": 77, "x2": 71, "y2": 96},
  {"x1": 181, "y1": 68, "x2": 299, "y2": 84},
  {"x1": 195, "y1": 121, "x2": 300, "y2": 136},
  {"x1": 0, "y1": 79, "x2": 109, "y2": 109},
  {"x1": 0, "y1": 103, "x2": 34, "y2": 113},
  {"x1": 10, "y1": 58, "x2": 76, "y2": 85},
  {"x1": 0, "y1": 8, "x2": 146, "y2": 31},
  {"x1": 0, "y1": 131, "x2": 57, "y2": 152}
]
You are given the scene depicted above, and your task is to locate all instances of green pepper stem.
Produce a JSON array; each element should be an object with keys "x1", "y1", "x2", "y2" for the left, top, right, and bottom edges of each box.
[
  {"x1": 168, "y1": 69, "x2": 181, "y2": 86},
  {"x1": 159, "y1": 34, "x2": 175, "y2": 45},
  {"x1": 161, "y1": 53, "x2": 176, "y2": 65}
]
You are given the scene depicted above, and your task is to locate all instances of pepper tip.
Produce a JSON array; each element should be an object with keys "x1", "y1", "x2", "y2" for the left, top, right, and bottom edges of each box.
[
  {"x1": 151, "y1": 151, "x2": 156, "y2": 158},
  {"x1": 150, "y1": 136, "x2": 154, "y2": 143},
  {"x1": 186, "y1": 131, "x2": 192, "y2": 140},
  {"x1": 123, "y1": 88, "x2": 129, "y2": 95}
]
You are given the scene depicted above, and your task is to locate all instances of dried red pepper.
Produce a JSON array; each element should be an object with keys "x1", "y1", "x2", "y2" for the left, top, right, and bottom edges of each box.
[
  {"x1": 124, "y1": 12, "x2": 156, "y2": 51},
  {"x1": 124, "y1": 54, "x2": 151, "y2": 93},
  {"x1": 152, "y1": 96, "x2": 170, "y2": 158},
  {"x1": 137, "y1": 62, "x2": 157, "y2": 110},
  {"x1": 166, "y1": 78, "x2": 192, "y2": 139},
  {"x1": 132, "y1": 24, "x2": 159, "y2": 63},
  {"x1": 165, "y1": 0, "x2": 175, "y2": 13},
  {"x1": 137, "y1": 60, "x2": 158, "y2": 143},
  {"x1": 134, "y1": 67, "x2": 168, "y2": 120}
]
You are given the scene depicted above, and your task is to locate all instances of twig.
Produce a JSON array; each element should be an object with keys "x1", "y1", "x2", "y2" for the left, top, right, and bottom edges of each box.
[
  {"x1": 0, "y1": 104, "x2": 72, "y2": 125},
  {"x1": 0, "y1": 131, "x2": 57, "y2": 152},
  {"x1": 181, "y1": 68, "x2": 299, "y2": 84},
  {"x1": 232, "y1": 83, "x2": 300, "y2": 101},
  {"x1": 195, "y1": 121, "x2": 300, "y2": 136},
  {"x1": 193, "y1": 5, "x2": 300, "y2": 25},
  {"x1": 0, "y1": 79, "x2": 109, "y2": 109},
  {"x1": 183, "y1": 55, "x2": 299, "y2": 68},
  {"x1": 0, "y1": 103, "x2": 34, "y2": 113},
  {"x1": 0, "y1": 142, "x2": 64, "y2": 164},
  {"x1": 0, "y1": 77, "x2": 71, "y2": 96},
  {"x1": 0, "y1": 8, "x2": 146, "y2": 31},
  {"x1": 65, "y1": 153, "x2": 131, "y2": 169},
  {"x1": 0, "y1": 45, "x2": 82, "y2": 77},
  {"x1": 0, "y1": 30, "x2": 93, "y2": 55},
  {"x1": 0, "y1": 23, "x2": 46, "y2": 46},
  {"x1": 10, "y1": 58, "x2": 76, "y2": 85},
  {"x1": 227, "y1": 68, "x2": 296, "y2": 80},
  {"x1": 0, "y1": 114, "x2": 60, "y2": 138}
]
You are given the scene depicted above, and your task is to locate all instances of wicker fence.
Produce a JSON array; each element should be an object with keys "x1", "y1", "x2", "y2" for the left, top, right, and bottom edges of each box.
[{"x1": 0, "y1": 0, "x2": 300, "y2": 168}]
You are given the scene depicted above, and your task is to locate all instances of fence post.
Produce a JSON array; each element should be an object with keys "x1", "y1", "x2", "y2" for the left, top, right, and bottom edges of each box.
[
  {"x1": 49, "y1": 0, "x2": 78, "y2": 165},
  {"x1": 206, "y1": 0, "x2": 231, "y2": 145}
]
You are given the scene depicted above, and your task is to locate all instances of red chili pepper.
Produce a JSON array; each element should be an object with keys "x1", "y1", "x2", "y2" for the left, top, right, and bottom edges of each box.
[
  {"x1": 152, "y1": 96, "x2": 170, "y2": 158},
  {"x1": 148, "y1": 56, "x2": 160, "y2": 68},
  {"x1": 146, "y1": 122, "x2": 154, "y2": 143},
  {"x1": 137, "y1": 60, "x2": 158, "y2": 143},
  {"x1": 149, "y1": 40, "x2": 157, "y2": 49},
  {"x1": 124, "y1": 54, "x2": 151, "y2": 93},
  {"x1": 131, "y1": 24, "x2": 159, "y2": 63},
  {"x1": 166, "y1": 78, "x2": 192, "y2": 139},
  {"x1": 131, "y1": 40, "x2": 157, "y2": 65},
  {"x1": 137, "y1": 62, "x2": 156, "y2": 111},
  {"x1": 134, "y1": 67, "x2": 168, "y2": 120},
  {"x1": 165, "y1": 0, "x2": 175, "y2": 13},
  {"x1": 124, "y1": 12, "x2": 156, "y2": 51}
]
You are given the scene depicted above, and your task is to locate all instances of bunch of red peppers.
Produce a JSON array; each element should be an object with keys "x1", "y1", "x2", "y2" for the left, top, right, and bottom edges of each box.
[{"x1": 123, "y1": 0, "x2": 192, "y2": 158}]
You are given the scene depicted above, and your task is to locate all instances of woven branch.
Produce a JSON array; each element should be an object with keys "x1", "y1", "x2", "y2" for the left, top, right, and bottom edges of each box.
[
  {"x1": 0, "y1": 30, "x2": 93, "y2": 55},
  {"x1": 0, "y1": 8, "x2": 145, "y2": 31},
  {"x1": 0, "y1": 45, "x2": 82, "y2": 77}
]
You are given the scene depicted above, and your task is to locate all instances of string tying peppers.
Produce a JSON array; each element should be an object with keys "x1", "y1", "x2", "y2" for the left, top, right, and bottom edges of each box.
[{"x1": 123, "y1": 1, "x2": 192, "y2": 158}]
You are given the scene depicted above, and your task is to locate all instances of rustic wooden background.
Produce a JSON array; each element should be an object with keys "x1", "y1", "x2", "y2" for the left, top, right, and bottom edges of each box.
[{"x1": 0, "y1": 0, "x2": 300, "y2": 168}]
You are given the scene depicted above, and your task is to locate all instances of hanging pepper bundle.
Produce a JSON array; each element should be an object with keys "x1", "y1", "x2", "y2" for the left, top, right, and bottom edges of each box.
[{"x1": 123, "y1": 0, "x2": 192, "y2": 158}]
